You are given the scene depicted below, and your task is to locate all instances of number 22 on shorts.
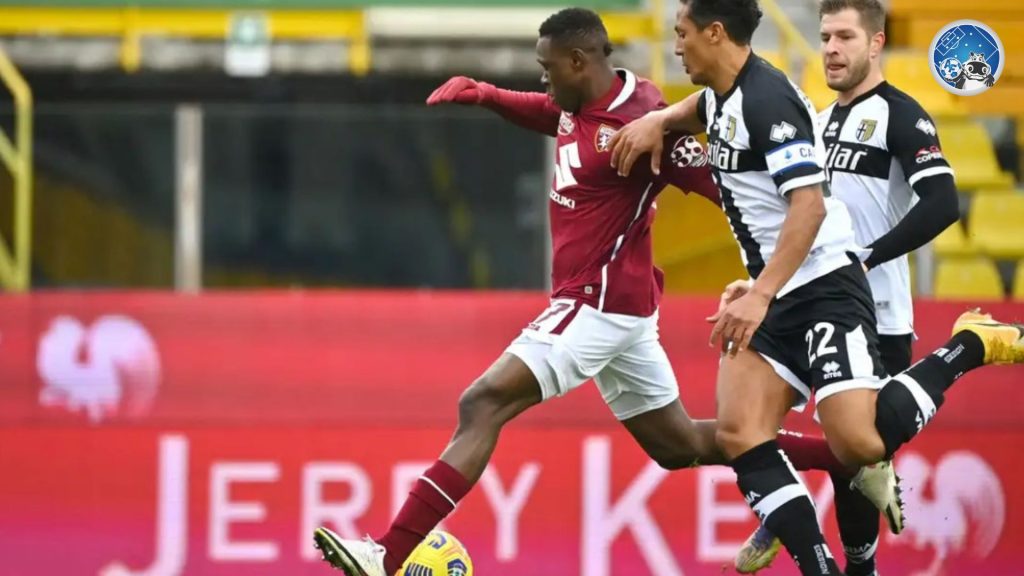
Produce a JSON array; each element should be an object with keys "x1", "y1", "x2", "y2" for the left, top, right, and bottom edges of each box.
[{"x1": 805, "y1": 321, "x2": 838, "y2": 364}]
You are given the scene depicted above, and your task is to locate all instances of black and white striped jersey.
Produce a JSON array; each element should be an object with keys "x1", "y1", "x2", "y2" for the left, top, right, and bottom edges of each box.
[
  {"x1": 818, "y1": 82, "x2": 954, "y2": 335},
  {"x1": 697, "y1": 54, "x2": 858, "y2": 297}
]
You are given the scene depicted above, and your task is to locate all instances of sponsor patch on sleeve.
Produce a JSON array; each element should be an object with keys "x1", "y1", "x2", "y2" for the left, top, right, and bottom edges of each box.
[
  {"x1": 915, "y1": 145, "x2": 945, "y2": 164},
  {"x1": 765, "y1": 141, "x2": 819, "y2": 176}
]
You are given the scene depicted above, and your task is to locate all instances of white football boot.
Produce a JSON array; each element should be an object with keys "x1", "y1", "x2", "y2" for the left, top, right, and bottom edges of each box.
[
  {"x1": 850, "y1": 460, "x2": 905, "y2": 534},
  {"x1": 313, "y1": 527, "x2": 387, "y2": 576}
]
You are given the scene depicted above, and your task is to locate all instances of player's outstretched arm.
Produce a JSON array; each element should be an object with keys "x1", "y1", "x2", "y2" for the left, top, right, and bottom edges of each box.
[
  {"x1": 609, "y1": 90, "x2": 705, "y2": 177},
  {"x1": 426, "y1": 76, "x2": 561, "y2": 136}
]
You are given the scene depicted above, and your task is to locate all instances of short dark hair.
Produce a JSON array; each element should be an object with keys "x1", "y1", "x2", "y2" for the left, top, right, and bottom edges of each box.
[
  {"x1": 681, "y1": 0, "x2": 763, "y2": 46},
  {"x1": 539, "y1": 7, "x2": 613, "y2": 57},
  {"x1": 819, "y1": 0, "x2": 886, "y2": 36}
]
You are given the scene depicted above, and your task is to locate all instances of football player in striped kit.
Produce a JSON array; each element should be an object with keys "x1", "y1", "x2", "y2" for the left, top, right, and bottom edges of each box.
[
  {"x1": 734, "y1": 1, "x2": 962, "y2": 573},
  {"x1": 610, "y1": 0, "x2": 1024, "y2": 574}
]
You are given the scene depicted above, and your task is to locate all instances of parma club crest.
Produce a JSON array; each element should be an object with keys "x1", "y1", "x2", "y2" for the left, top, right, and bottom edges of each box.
[
  {"x1": 720, "y1": 115, "x2": 737, "y2": 142},
  {"x1": 856, "y1": 119, "x2": 877, "y2": 142},
  {"x1": 595, "y1": 124, "x2": 617, "y2": 153}
]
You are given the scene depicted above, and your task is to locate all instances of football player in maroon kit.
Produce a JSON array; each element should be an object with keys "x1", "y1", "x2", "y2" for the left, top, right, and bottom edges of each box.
[{"x1": 312, "y1": 8, "x2": 876, "y2": 575}]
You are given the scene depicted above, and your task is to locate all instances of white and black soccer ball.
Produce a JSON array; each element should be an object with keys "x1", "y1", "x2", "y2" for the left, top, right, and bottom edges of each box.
[
  {"x1": 670, "y1": 135, "x2": 708, "y2": 168},
  {"x1": 939, "y1": 57, "x2": 962, "y2": 81}
]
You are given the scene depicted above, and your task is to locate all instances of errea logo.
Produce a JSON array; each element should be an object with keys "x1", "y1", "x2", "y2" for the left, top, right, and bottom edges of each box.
[{"x1": 822, "y1": 361, "x2": 843, "y2": 380}]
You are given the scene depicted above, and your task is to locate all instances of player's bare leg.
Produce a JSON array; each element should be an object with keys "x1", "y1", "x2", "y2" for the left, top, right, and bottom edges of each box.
[
  {"x1": 315, "y1": 354, "x2": 541, "y2": 576},
  {"x1": 717, "y1": 349, "x2": 843, "y2": 576},
  {"x1": 815, "y1": 310, "x2": 1024, "y2": 540},
  {"x1": 820, "y1": 309, "x2": 1024, "y2": 464},
  {"x1": 737, "y1": 334, "x2": 916, "y2": 575},
  {"x1": 817, "y1": 389, "x2": 887, "y2": 465},
  {"x1": 622, "y1": 402, "x2": 725, "y2": 468},
  {"x1": 624, "y1": 401, "x2": 853, "y2": 472},
  {"x1": 825, "y1": 335, "x2": 913, "y2": 576},
  {"x1": 438, "y1": 354, "x2": 543, "y2": 480}
]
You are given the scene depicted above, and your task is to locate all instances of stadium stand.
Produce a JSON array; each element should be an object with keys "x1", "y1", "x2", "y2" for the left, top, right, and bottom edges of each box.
[
  {"x1": 885, "y1": 0, "x2": 1023, "y2": 300},
  {"x1": 938, "y1": 119, "x2": 1016, "y2": 191},
  {"x1": 968, "y1": 192, "x2": 1024, "y2": 260},
  {"x1": 890, "y1": 0, "x2": 1024, "y2": 117},
  {"x1": 934, "y1": 257, "x2": 1005, "y2": 300},
  {"x1": 933, "y1": 221, "x2": 975, "y2": 259},
  {"x1": 1014, "y1": 260, "x2": 1024, "y2": 300},
  {"x1": 881, "y1": 52, "x2": 966, "y2": 118},
  {"x1": 0, "y1": 0, "x2": 1020, "y2": 299}
]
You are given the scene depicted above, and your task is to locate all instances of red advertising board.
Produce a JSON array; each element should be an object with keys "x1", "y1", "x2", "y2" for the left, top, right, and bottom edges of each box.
[{"x1": 0, "y1": 292, "x2": 1021, "y2": 575}]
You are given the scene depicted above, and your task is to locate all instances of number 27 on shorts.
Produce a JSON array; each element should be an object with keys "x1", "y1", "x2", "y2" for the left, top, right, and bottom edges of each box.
[{"x1": 527, "y1": 299, "x2": 577, "y2": 334}]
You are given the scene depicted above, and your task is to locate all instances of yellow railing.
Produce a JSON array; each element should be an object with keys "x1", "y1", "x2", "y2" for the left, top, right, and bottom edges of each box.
[
  {"x1": 598, "y1": 1, "x2": 664, "y2": 85},
  {"x1": 647, "y1": 0, "x2": 665, "y2": 86},
  {"x1": 0, "y1": 7, "x2": 370, "y2": 74},
  {"x1": 0, "y1": 5, "x2": 668, "y2": 80},
  {"x1": 0, "y1": 47, "x2": 31, "y2": 292},
  {"x1": 761, "y1": 0, "x2": 817, "y2": 76}
]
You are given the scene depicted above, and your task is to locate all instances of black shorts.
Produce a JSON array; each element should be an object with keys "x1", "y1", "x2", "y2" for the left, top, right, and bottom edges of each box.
[
  {"x1": 878, "y1": 333, "x2": 913, "y2": 376},
  {"x1": 750, "y1": 260, "x2": 888, "y2": 405}
]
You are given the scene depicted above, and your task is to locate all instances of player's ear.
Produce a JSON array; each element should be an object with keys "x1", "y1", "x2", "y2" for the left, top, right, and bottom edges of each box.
[
  {"x1": 570, "y1": 47, "x2": 587, "y2": 71},
  {"x1": 870, "y1": 31, "x2": 885, "y2": 59},
  {"x1": 706, "y1": 21, "x2": 726, "y2": 44}
]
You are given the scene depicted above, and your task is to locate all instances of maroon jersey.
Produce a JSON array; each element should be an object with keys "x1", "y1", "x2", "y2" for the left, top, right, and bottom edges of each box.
[{"x1": 486, "y1": 69, "x2": 718, "y2": 317}]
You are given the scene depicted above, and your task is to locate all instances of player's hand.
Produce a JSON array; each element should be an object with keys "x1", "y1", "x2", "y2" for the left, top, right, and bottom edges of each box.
[
  {"x1": 707, "y1": 279, "x2": 752, "y2": 323},
  {"x1": 426, "y1": 76, "x2": 495, "y2": 106},
  {"x1": 609, "y1": 110, "x2": 668, "y2": 177},
  {"x1": 708, "y1": 289, "x2": 770, "y2": 357}
]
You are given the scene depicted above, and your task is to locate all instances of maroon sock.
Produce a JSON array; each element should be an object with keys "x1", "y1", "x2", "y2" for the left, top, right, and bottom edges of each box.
[
  {"x1": 777, "y1": 429, "x2": 852, "y2": 476},
  {"x1": 377, "y1": 460, "x2": 472, "y2": 574}
]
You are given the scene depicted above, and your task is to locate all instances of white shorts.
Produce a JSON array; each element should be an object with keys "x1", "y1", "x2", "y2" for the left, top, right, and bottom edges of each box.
[{"x1": 505, "y1": 299, "x2": 679, "y2": 421}]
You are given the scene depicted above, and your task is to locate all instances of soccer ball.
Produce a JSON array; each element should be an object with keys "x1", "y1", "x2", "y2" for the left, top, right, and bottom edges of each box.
[
  {"x1": 939, "y1": 57, "x2": 962, "y2": 81},
  {"x1": 397, "y1": 531, "x2": 473, "y2": 576}
]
